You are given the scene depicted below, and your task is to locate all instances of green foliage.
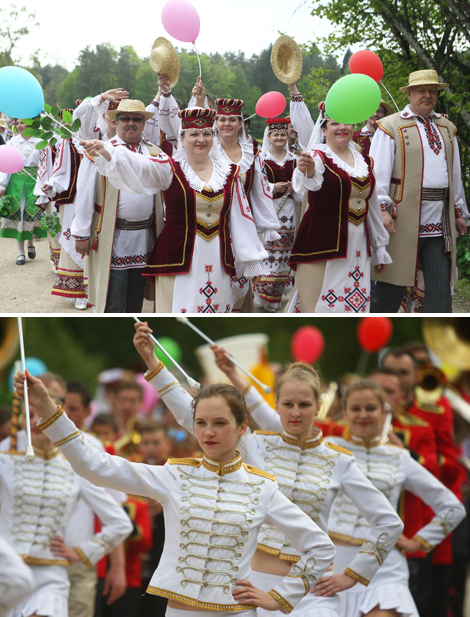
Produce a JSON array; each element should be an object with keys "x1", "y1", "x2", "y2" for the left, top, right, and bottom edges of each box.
[
  {"x1": 22, "y1": 113, "x2": 81, "y2": 148},
  {"x1": 0, "y1": 195, "x2": 13, "y2": 217},
  {"x1": 457, "y1": 234, "x2": 470, "y2": 279},
  {"x1": 40, "y1": 211, "x2": 61, "y2": 238}
]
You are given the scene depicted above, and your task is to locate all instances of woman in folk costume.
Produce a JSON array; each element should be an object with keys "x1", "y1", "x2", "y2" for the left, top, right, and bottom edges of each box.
[
  {"x1": 82, "y1": 108, "x2": 271, "y2": 313},
  {"x1": 254, "y1": 118, "x2": 303, "y2": 312},
  {"x1": 326, "y1": 379, "x2": 465, "y2": 617},
  {"x1": 15, "y1": 369, "x2": 336, "y2": 617},
  {"x1": 287, "y1": 103, "x2": 391, "y2": 313},
  {"x1": 0, "y1": 119, "x2": 47, "y2": 265},
  {"x1": 34, "y1": 141, "x2": 60, "y2": 273},
  {"x1": 0, "y1": 394, "x2": 133, "y2": 617},
  {"x1": 132, "y1": 321, "x2": 404, "y2": 617},
  {"x1": 352, "y1": 100, "x2": 394, "y2": 157},
  {"x1": 40, "y1": 132, "x2": 88, "y2": 310}
]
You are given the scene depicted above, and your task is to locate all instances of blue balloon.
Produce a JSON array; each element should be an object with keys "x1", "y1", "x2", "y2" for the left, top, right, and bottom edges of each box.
[
  {"x1": 0, "y1": 66, "x2": 44, "y2": 119},
  {"x1": 9, "y1": 357, "x2": 48, "y2": 390}
]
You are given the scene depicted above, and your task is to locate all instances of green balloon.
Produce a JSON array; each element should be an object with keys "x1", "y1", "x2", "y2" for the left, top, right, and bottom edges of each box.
[
  {"x1": 325, "y1": 74, "x2": 382, "y2": 125},
  {"x1": 155, "y1": 337, "x2": 183, "y2": 368}
]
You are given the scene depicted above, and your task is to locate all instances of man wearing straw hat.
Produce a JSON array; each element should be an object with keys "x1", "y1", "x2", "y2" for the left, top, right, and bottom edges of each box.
[
  {"x1": 72, "y1": 100, "x2": 162, "y2": 313},
  {"x1": 370, "y1": 69, "x2": 468, "y2": 313}
]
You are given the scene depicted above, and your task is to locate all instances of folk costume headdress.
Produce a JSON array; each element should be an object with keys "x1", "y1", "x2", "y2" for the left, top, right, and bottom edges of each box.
[
  {"x1": 214, "y1": 98, "x2": 248, "y2": 143},
  {"x1": 399, "y1": 69, "x2": 448, "y2": 91},
  {"x1": 261, "y1": 117, "x2": 291, "y2": 156},
  {"x1": 174, "y1": 107, "x2": 224, "y2": 164}
]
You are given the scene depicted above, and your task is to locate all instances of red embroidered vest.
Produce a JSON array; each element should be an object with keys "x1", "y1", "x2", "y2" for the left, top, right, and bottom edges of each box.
[
  {"x1": 54, "y1": 140, "x2": 83, "y2": 207},
  {"x1": 352, "y1": 130, "x2": 372, "y2": 156},
  {"x1": 289, "y1": 150, "x2": 375, "y2": 268},
  {"x1": 263, "y1": 158, "x2": 297, "y2": 199},
  {"x1": 143, "y1": 158, "x2": 239, "y2": 278}
]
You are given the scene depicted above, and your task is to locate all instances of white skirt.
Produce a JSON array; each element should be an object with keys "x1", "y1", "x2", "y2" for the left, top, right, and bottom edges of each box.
[
  {"x1": 12, "y1": 564, "x2": 69, "y2": 617},
  {"x1": 251, "y1": 569, "x2": 340, "y2": 617},
  {"x1": 333, "y1": 545, "x2": 419, "y2": 617},
  {"x1": 165, "y1": 607, "x2": 257, "y2": 617}
]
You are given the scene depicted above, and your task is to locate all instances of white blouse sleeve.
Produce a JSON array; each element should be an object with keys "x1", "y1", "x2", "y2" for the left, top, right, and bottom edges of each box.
[
  {"x1": 289, "y1": 94, "x2": 314, "y2": 151},
  {"x1": 0, "y1": 535, "x2": 34, "y2": 613},
  {"x1": 247, "y1": 154, "x2": 279, "y2": 235},
  {"x1": 71, "y1": 156, "x2": 99, "y2": 238},
  {"x1": 48, "y1": 139, "x2": 72, "y2": 196},
  {"x1": 369, "y1": 128, "x2": 395, "y2": 209},
  {"x1": 95, "y1": 144, "x2": 173, "y2": 195},
  {"x1": 452, "y1": 135, "x2": 468, "y2": 221},
  {"x1": 244, "y1": 385, "x2": 283, "y2": 432},
  {"x1": 229, "y1": 177, "x2": 271, "y2": 279},
  {"x1": 292, "y1": 150, "x2": 325, "y2": 193},
  {"x1": 367, "y1": 181, "x2": 392, "y2": 265},
  {"x1": 403, "y1": 454, "x2": 466, "y2": 551},
  {"x1": 74, "y1": 95, "x2": 108, "y2": 141},
  {"x1": 158, "y1": 93, "x2": 181, "y2": 147},
  {"x1": 144, "y1": 101, "x2": 160, "y2": 146},
  {"x1": 40, "y1": 410, "x2": 174, "y2": 504}
]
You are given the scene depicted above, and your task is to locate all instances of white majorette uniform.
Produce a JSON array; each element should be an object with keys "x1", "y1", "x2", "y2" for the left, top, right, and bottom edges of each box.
[
  {"x1": 143, "y1": 364, "x2": 403, "y2": 617},
  {"x1": 93, "y1": 108, "x2": 271, "y2": 313},
  {"x1": 72, "y1": 135, "x2": 162, "y2": 313},
  {"x1": 39, "y1": 406, "x2": 336, "y2": 615},
  {"x1": 0, "y1": 533, "x2": 34, "y2": 617},
  {"x1": 326, "y1": 434, "x2": 466, "y2": 617},
  {"x1": 0, "y1": 444, "x2": 132, "y2": 617}
]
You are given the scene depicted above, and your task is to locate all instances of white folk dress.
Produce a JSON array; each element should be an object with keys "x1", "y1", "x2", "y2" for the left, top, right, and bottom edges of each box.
[{"x1": 327, "y1": 435, "x2": 466, "y2": 617}]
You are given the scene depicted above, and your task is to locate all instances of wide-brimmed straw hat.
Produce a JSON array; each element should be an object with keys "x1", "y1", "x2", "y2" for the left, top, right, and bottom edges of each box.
[
  {"x1": 379, "y1": 99, "x2": 394, "y2": 116},
  {"x1": 271, "y1": 35, "x2": 303, "y2": 85},
  {"x1": 399, "y1": 69, "x2": 448, "y2": 91},
  {"x1": 107, "y1": 99, "x2": 154, "y2": 121},
  {"x1": 149, "y1": 37, "x2": 180, "y2": 88}
]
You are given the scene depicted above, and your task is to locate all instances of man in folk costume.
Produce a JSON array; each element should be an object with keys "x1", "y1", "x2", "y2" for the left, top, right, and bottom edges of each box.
[
  {"x1": 370, "y1": 70, "x2": 468, "y2": 313},
  {"x1": 72, "y1": 100, "x2": 162, "y2": 313},
  {"x1": 352, "y1": 100, "x2": 393, "y2": 156}
]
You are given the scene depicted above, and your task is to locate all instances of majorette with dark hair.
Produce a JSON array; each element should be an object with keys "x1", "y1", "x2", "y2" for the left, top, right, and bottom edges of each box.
[
  {"x1": 254, "y1": 117, "x2": 303, "y2": 312},
  {"x1": 287, "y1": 101, "x2": 391, "y2": 313},
  {"x1": 82, "y1": 106, "x2": 271, "y2": 313}
]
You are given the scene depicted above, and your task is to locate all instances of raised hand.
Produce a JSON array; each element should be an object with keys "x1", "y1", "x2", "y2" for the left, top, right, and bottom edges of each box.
[{"x1": 133, "y1": 321, "x2": 160, "y2": 371}]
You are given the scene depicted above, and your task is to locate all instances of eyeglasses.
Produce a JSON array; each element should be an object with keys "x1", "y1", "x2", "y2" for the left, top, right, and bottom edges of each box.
[{"x1": 119, "y1": 117, "x2": 144, "y2": 124}]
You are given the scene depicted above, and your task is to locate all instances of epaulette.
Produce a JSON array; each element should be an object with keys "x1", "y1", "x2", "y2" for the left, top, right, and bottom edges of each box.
[
  {"x1": 243, "y1": 464, "x2": 276, "y2": 481},
  {"x1": 167, "y1": 457, "x2": 202, "y2": 468},
  {"x1": 414, "y1": 401, "x2": 445, "y2": 414},
  {"x1": 84, "y1": 150, "x2": 95, "y2": 162},
  {"x1": 397, "y1": 413, "x2": 428, "y2": 427},
  {"x1": 253, "y1": 430, "x2": 282, "y2": 437},
  {"x1": 325, "y1": 442, "x2": 353, "y2": 456}
]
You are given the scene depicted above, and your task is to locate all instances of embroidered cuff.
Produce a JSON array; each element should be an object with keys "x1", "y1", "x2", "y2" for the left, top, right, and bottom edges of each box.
[
  {"x1": 243, "y1": 260, "x2": 271, "y2": 279},
  {"x1": 161, "y1": 89, "x2": 172, "y2": 98},
  {"x1": 268, "y1": 589, "x2": 293, "y2": 614},
  {"x1": 94, "y1": 141, "x2": 118, "y2": 177},
  {"x1": 74, "y1": 546, "x2": 93, "y2": 569},
  {"x1": 290, "y1": 94, "x2": 304, "y2": 103},
  {"x1": 144, "y1": 362, "x2": 165, "y2": 381},
  {"x1": 372, "y1": 245, "x2": 393, "y2": 266},
  {"x1": 262, "y1": 229, "x2": 281, "y2": 244},
  {"x1": 380, "y1": 203, "x2": 389, "y2": 212},
  {"x1": 151, "y1": 100, "x2": 160, "y2": 107},
  {"x1": 413, "y1": 535, "x2": 433, "y2": 553},
  {"x1": 455, "y1": 206, "x2": 463, "y2": 218},
  {"x1": 344, "y1": 567, "x2": 369, "y2": 586},
  {"x1": 74, "y1": 235, "x2": 90, "y2": 241},
  {"x1": 38, "y1": 405, "x2": 65, "y2": 430}
]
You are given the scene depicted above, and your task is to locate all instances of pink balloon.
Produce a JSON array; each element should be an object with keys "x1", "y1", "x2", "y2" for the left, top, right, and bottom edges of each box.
[
  {"x1": 162, "y1": 0, "x2": 201, "y2": 43},
  {"x1": 255, "y1": 91, "x2": 287, "y2": 119},
  {"x1": 0, "y1": 145, "x2": 24, "y2": 173}
]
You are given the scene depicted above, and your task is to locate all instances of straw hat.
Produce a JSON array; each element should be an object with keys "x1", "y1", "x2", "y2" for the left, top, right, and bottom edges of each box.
[
  {"x1": 149, "y1": 37, "x2": 180, "y2": 88},
  {"x1": 399, "y1": 69, "x2": 448, "y2": 91},
  {"x1": 107, "y1": 99, "x2": 154, "y2": 121},
  {"x1": 271, "y1": 35, "x2": 303, "y2": 85},
  {"x1": 0, "y1": 118, "x2": 6, "y2": 129},
  {"x1": 379, "y1": 99, "x2": 394, "y2": 116}
]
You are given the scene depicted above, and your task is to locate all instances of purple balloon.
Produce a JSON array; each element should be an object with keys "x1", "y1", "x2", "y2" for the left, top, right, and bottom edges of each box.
[
  {"x1": 162, "y1": 0, "x2": 200, "y2": 43},
  {"x1": 0, "y1": 145, "x2": 24, "y2": 174}
]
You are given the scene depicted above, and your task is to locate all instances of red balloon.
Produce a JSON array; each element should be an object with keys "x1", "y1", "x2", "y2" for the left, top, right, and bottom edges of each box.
[
  {"x1": 349, "y1": 50, "x2": 384, "y2": 83},
  {"x1": 255, "y1": 91, "x2": 286, "y2": 118},
  {"x1": 291, "y1": 326, "x2": 325, "y2": 364},
  {"x1": 357, "y1": 317, "x2": 393, "y2": 353}
]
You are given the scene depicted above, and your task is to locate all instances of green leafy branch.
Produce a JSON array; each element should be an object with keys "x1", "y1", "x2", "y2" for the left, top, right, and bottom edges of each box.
[
  {"x1": 22, "y1": 104, "x2": 81, "y2": 150},
  {"x1": 40, "y1": 211, "x2": 61, "y2": 238},
  {"x1": 0, "y1": 195, "x2": 13, "y2": 217},
  {"x1": 457, "y1": 234, "x2": 470, "y2": 279}
]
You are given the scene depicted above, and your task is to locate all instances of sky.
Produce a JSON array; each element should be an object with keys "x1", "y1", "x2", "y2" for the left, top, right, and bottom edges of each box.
[{"x1": 11, "y1": 0, "x2": 333, "y2": 71}]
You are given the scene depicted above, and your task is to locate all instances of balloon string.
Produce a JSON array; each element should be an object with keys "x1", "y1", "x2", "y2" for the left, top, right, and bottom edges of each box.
[
  {"x1": 45, "y1": 113, "x2": 77, "y2": 137},
  {"x1": 192, "y1": 42, "x2": 202, "y2": 78},
  {"x1": 379, "y1": 80, "x2": 400, "y2": 112},
  {"x1": 244, "y1": 113, "x2": 256, "y2": 121},
  {"x1": 21, "y1": 169, "x2": 37, "y2": 181}
]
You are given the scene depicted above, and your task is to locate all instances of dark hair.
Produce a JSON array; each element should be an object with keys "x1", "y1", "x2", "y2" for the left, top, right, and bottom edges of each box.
[
  {"x1": 40, "y1": 372, "x2": 66, "y2": 394},
  {"x1": 381, "y1": 348, "x2": 418, "y2": 369},
  {"x1": 276, "y1": 362, "x2": 321, "y2": 403},
  {"x1": 369, "y1": 366, "x2": 401, "y2": 379},
  {"x1": 402, "y1": 342, "x2": 430, "y2": 361},
  {"x1": 91, "y1": 413, "x2": 118, "y2": 434},
  {"x1": 0, "y1": 406, "x2": 12, "y2": 425},
  {"x1": 242, "y1": 115, "x2": 251, "y2": 128},
  {"x1": 137, "y1": 419, "x2": 168, "y2": 437},
  {"x1": 114, "y1": 380, "x2": 144, "y2": 399},
  {"x1": 191, "y1": 383, "x2": 250, "y2": 427},
  {"x1": 342, "y1": 379, "x2": 386, "y2": 409},
  {"x1": 66, "y1": 380, "x2": 92, "y2": 408}
]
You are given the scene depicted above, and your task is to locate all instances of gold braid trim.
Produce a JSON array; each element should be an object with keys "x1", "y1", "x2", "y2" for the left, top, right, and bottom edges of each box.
[
  {"x1": 74, "y1": 546, "x2": 93, "y2": 569},
  {"x1": 144, "y1": 363, "x2": 165, "y2": 382},
  {"x1": 413, "y1": 535, "x2": 433, "y2": 552},
  {"x1": 268, "y1": 589, "x2": 294, "y2": 614},
  {"x1": 344, "y1": 567, "x2": 369, "y2": 586},
  {"x1": 22, "y1": 555, "x2": 70, "y2": 567},
  {"x1": 54, "y1": 431, "x2": 81, "y2": 447},
  {"x1": 146, "y1": 587, "x2": 255, "y2": 611},
  {"x1": 167, "y1": 457, "x2": 202, "y2": 467},
  {"x1": 243, "y1": 463, "x2": 276, "y2": 481},
  {"x1": 325, "y1": 442, "x2": 353, "y2": 456},
  {"x1": 38, "y1": 405, "x2": 65, "y2": 430}
]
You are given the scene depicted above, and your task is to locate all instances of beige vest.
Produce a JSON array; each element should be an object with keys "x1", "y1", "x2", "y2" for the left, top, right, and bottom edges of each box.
[
  {"x1": 86, "y1": 143, "x2": 162, "y2": 312},
  {"x1": 373, "y1": 113, "x2": 457, "y2": 286}
]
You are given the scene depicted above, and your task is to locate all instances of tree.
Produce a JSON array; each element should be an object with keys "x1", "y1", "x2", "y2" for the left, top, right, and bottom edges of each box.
[
  {"x1": 117, "y1": 45, "x2": 142, "y2": 95},
  {"x1": 0, "y1": 5, "x2": 39, "y2": 66}
]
